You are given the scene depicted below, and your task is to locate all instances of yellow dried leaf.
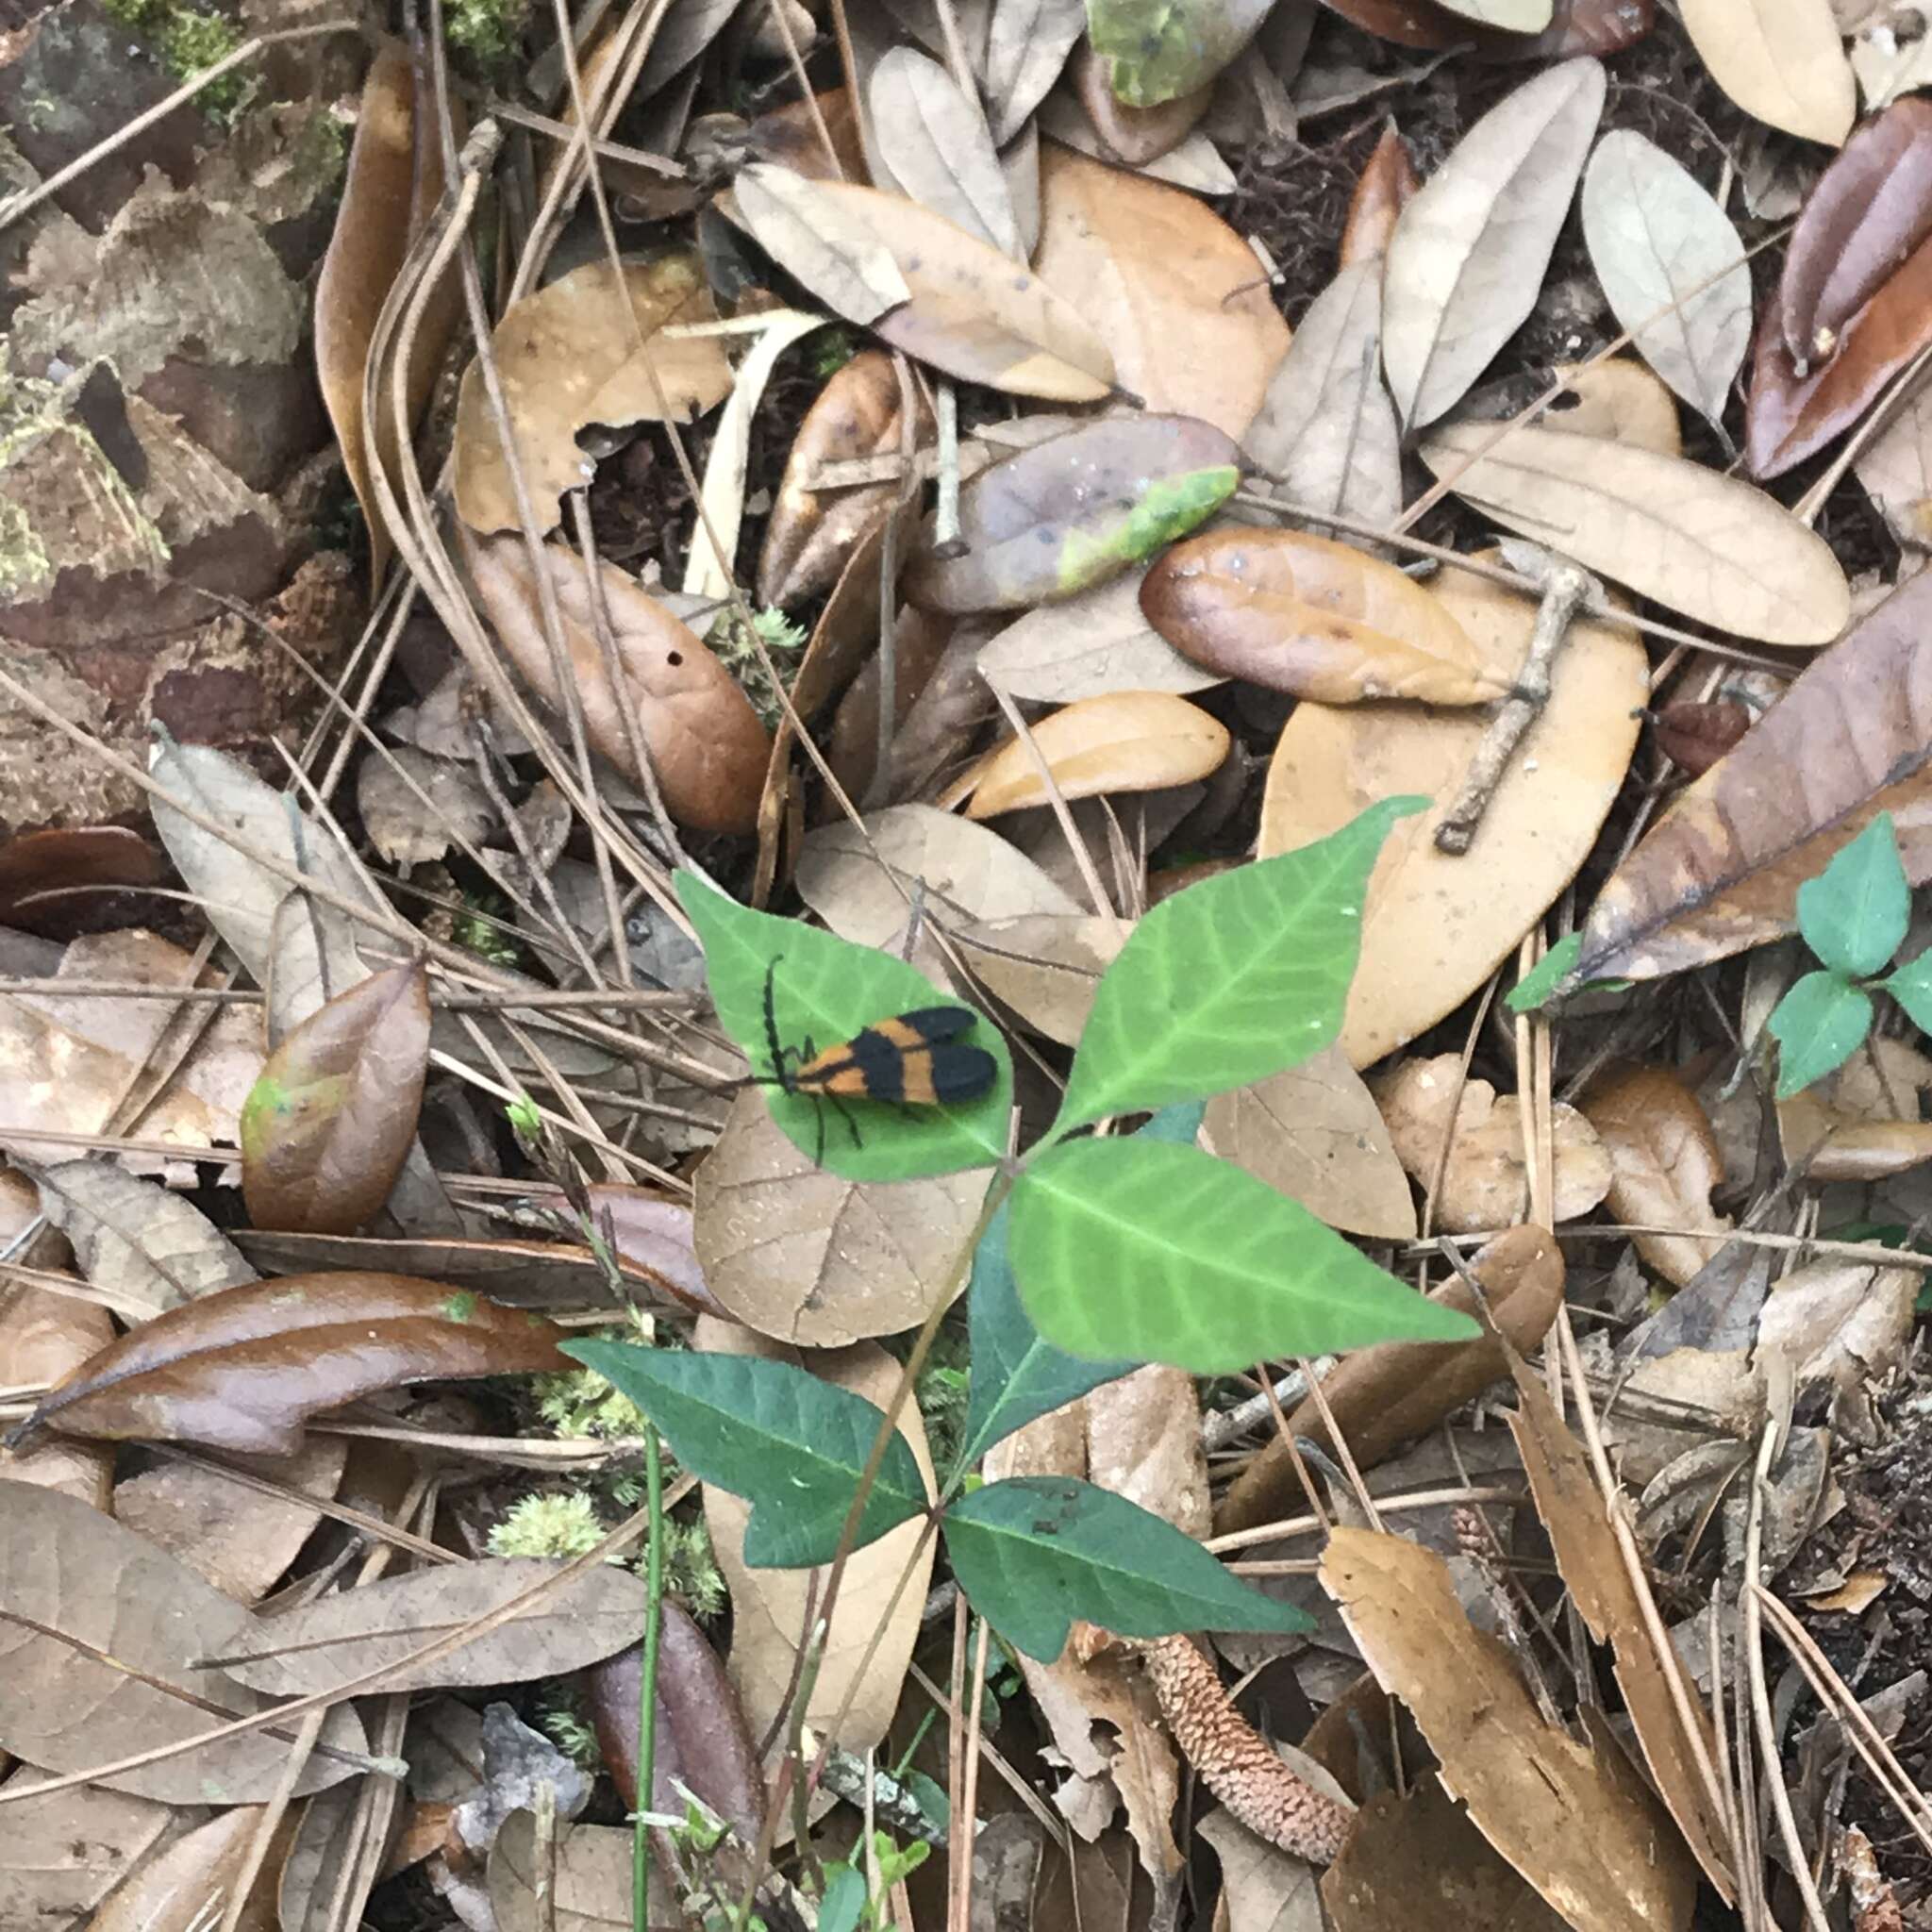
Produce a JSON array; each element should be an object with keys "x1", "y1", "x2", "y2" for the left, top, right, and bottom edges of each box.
[{"x1": 965, "y1": 691, "x2": 1230, "y2": 818}]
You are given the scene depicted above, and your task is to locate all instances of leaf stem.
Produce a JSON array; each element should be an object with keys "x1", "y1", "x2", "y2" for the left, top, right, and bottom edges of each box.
[{"x1": 634, "y1": 1421, "x2": 665, "y2": 1932}]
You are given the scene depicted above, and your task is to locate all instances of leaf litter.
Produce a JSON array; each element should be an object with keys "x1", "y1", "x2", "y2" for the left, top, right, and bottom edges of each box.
[{"x1": 8, "y1": 0, "x2": 1932, "y2": 1921}]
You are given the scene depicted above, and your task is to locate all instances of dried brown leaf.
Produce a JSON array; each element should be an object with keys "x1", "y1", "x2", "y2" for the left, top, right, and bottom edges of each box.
[
  {"x1": 314, "y1": 39, "x2": 458, "y2": 589},
  {"x1": 1573, "y1": 569, "x2": 1932, "y2": 984},
  {"x1": 698, "y1": 1317, "x2": 935, "y2": 1774},
  {"x1": 871, "y1": 45, "x2": 1022, "y2": 255},
  {"x1": 241, "y1": 960, "x2": 430, "y2": 1238},
  {"x1": 357, "y1": 745, "x2": 496, "y2": 868},
  {"x1": 1679, "y1": 0, "x2": 1853, "y2": 144},
  {"x1": 87, "y1": 1806, "x2": 288, "y2": 1932},
  {"x1": 1578, "y1": 1065, "x2": 1732, "y2": 1287},
  {"x1": 1548, "y1": 356, "x2": 1684, "y2": 454},
  {"x1": 1319, "y1": 1526, "x2": 1699, "y2": 1932},
  {"x1": 758, "y1": 349, "x2": 923, "y2": 608},
  {"x1": 1755, "y1": 1256, "x2": 1918, "y2": 1397},
  {"x1": 1505, "y1": 1355, "x2": 1734, "y2": 1899},
  {"x1": 694, "y1": 1091, "x2": 989, "y2": 1344},
  {"x1": 1034, "y1": 142, "x2": 1291, "y2": 435},
  {"x1": 1089, "y1": 1364, "x2": 1209, "y2": 1538},
  {"x1": 0, "y1": 1280, "x2": 113, "y2": 1507},
  {"x1": 1421, "y1": 422, "x2": 1849, "y2": 644},
  {"x1": 1204, "y1": 1046, "x2": 1418, "y2": 1240},
  {"x1": 452, "y1": 253, "x2": 731, "y2": 535},
  {"x1": 1141, "y1": 527, "x2": 1501, "y2": 704},
  {"x1": 955, "y1": 912, "x2": 1124, "y2": 1043},
  {"x1": 1341, "y1": 122, "x2": 1419, "y2": 265},
  {"x1": 731, "y1": 164, "x2": 1115, "y2": 399},
  {"x1": 1375, "y1": 1057, "x2": 1611, "y2": 1229},
  {"x1": 0, "y1": 825, "x2": 162, "y2": 934},
  {"x1": 462, "y1": 531, "x2": 771, "y2": 835},
  {"x1": 1071, "y1": 41, "x2": 1212, "y2": 164},
  {"x1": 965, "y1": 691, "x2": 1229, "y2": 818},
  {"x1": 490, "y1": 1812, "x2": 674, "y2": 1932},
  {"x1": 0, "y1": 1770, "x2": 175, "y2": 1928},
  {"x1": 0, "y1": 1481, "x2": 369, "y2": 1803},
  {"x1": 1652, "y1": 698, "x2": 1751, "y2": 775},
  {"x1": 13, "y1": 1272, "x2": 566, "y2": 1456},
  {"x1": 1855, "y1": 379, "x2": 1932, "y2": 545},
  {"x1": 827, "y1": 605, "x2": 959, "y2": 802},
  {"x1": 975, "y1": 563, "x2": 1219, "y2": 702}
]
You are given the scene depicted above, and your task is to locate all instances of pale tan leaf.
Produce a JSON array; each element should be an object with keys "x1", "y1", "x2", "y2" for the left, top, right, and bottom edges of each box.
[
  {"x1": 87, "y1": 1805, "x2": 286, "y2": 1932},
  {"x1": 0, "y1": 1770, "x2": 175, "y2": 1928},
  {"x1": 871, "y1": 46, "x2": 1022, "y2": 257},
  {"x1": 693, "y1": 1091, "x2": 990, "y2": 1345},
  {"x1": 975, "y1": 565, "x2": 1221, "y2": 702},
  {"x1": 1578, "y1": 1065, "x2": 1733, "y2": 1287},
  {"x1": 1259, "y1": 558, "x2": 1645, "y2": 1066},
  {"x1": 965, "y1": 691, "x2": 1230, "y2": 818},
  {"x1": 357, "y1": 745, "x2": 495, "y2": 869},
  {"x1": 1035, "y1": 87, "x2": 1240, "y2": 192},
  {"x1": 1679, "y1": 0, "x2": 1855, "y2": 142},
  {"x1": 954, "y1": 912, "x2": 1125, "y2": 1043},
  {"x1": 1549, "y1": 356, "x2": 1683, "y2": 455},
  {"x1": 1382, "y1": 60, "x2": 1607, "y2": 429},
  {"x1": 451, "y1": 254, "x2": 733, "y2": 536},
  {"x1": 1776, "y1": 1035, "x2": 1932, "y2": 1178},
  {"x1": 1433, "y1": 0, "x2": 1552, "y2": 34},
  {"x1": 1580, "y1": 131, "x2": 1752, "y2": 425},
  {"x1": 1201, "y1": 1807, "x2": 1325, "y2": 1931},
  {"x1": 683, "y1": 307, "x2": 827, "y2": 600},
  {"x1": 794, "y1": 801, "x2": 1082, "y2": 952},
  {"x1": 1420, "y1": 421, "x2": 1849, "y2": 645},
  {"x1": 1319, "y1": 1527, "x2": 1699, "y2": 1932},
  {"x1": 1244, "y1": 259, "x2": 1401, "y2": 533},
  {"x1": 1204, "y1": 1046, "x2": 1417, "y2": 1240},
  {"x1": 730, "y1": 165, "x2": 1114, "y2": 400},
  {"x1": 986, "y1": 0, "x2": 1088, "y2": 143},
  {"x1": 1374, "y1": 1056, "x2": 1611, "y2": 1229},
  {"x1": 1089, "y1": 1365, "x2": 1208, "y2": 1539},
  {"x1": 0, "y1": 1281, "x2": 113, "y2": 1508},
  {"x1": 1034, "y1": 142, "x2": 1290, "y2": 435},
  {"x1": 1756, "y1": 1257, "x2": 1918, "y2": 1397},
  {"x1": 1855, "y1": 378, "x2": 1932, "y2": 546},
  {"x1": 0, "y1": 1482, "x2": 368, "y2": 1804},
  {"x1": 490, "y1": 1812, "x2": 675, "y2": 1932},
  {"x1": 699, "y1": 1319, "x2": 935, "y2": 1774}
]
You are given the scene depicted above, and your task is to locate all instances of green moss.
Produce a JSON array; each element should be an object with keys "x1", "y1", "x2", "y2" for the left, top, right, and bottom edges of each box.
[
  {"x1": 100, "y1": 0, "x2": 249, "y2": 116},
  {"x1": 708, "y1": 605, "x2": 809, "y2": 730},
  {"x1": 489, "y1": 1489, "x2": 607, "y2": 1561},
  {"x1": 443, "y1": 0, "x2": 533, "y2": 65}
]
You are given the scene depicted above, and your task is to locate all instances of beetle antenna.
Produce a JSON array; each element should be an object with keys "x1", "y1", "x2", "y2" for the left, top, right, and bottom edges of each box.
[{"x1": 762, "y1": 955, "x2": 790, "y2": 1091}]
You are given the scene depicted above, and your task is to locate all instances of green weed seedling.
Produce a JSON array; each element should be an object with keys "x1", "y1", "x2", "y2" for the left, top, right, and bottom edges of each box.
[
  {"x1": 1766, "y1": 813, "x2": 1932, "y2": 1097},
  {"x1": 564, "y1": 799, "x2": 1479, "y2": 1666}
]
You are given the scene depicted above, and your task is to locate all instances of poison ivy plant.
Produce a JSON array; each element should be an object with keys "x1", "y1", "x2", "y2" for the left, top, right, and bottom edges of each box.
[{"x1": 1768, "y1": 813, "x2": 1932, "y2": 1094}]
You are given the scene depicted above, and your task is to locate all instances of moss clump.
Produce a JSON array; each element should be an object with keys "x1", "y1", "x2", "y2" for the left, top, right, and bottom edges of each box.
[
  {"x1": 99, "y1": 0, "x2": 248, "y2": 115},
  {"x1": 708, "y1": 605, "x2": 808, "y2": 730},
  {"x1": 443, "y1": 0, "x2": 533, "y2": 65}
]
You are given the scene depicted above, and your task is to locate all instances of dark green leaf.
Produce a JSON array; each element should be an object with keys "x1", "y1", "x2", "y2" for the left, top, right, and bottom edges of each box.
[
  {"x1": 1768, "y1": 970, "x2": 1874, "y2": 1098},
  {"x1": 818, "y1": 1865, "x2": 869, "y2": 1932},
  {"x1": 1009, "y1": 1135, "x2": 1476, "y2": 1373},
  {"x1": 1505, "y1": 934, "x2": 1582, "y2": 1013},
  {"x1": 563, "y1": 1341, "x2": 926, "y2": 1567},
  {"x1": 1884, "y1": 945, "x2": 1932, "y2": 1033},
  {"x1": 941, "y1": 1474, "x2": 1312, "y2": 1661},
  {"x1": 1796, "y1": 811, "x2": 1908, "y2": 976},
  {"x1": 1051, "y1": 799, "x2": 1424, "y2": 1137},
  {"x1": 904, "y1": 415, "x2": 1241, "y2": 615},
  {"x1": 675, "y1": 872, "x2": 1010, "y2": 1181}
]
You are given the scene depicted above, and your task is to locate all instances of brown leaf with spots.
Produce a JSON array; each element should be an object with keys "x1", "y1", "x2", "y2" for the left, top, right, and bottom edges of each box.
[
  {"x1": 1141, "y1": 527, "x2": 1501, "y2": 705},
  {"x1": 8, "y1": 1273, "x2": 566, "y2": 1457},
  {"x1": 452, "y1": 254, "x2": 733, "y2": 535},
  {"x1": 758, "y1": 349, "x2": 925, "y2": 609},
  {"x1": 241, "y1": 961, "x2": 430, "y2": 1237},
  {"x1": 1578, "y1": 1065, "x2": 1732, "y2": 1288},
  {"x1": 461, "y1": 531, "x2": 771, "y2": 835},
  {"x1": 1573, "y1": 568, "x2": 1932, "y2": 986}
]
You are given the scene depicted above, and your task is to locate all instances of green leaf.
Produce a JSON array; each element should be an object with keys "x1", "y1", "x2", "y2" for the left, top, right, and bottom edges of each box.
[
  {"x1": 1884, "y1": 946, "x2": 1932, "y2": 1033},
  {"x1": 817, "y1": 1864, "x2": 869, "y2": 1932},
  {"x1": 959, "y1": 1200, "x2": 1134, "y2": 1474},
  {"x1": 1051, "y1": 799, "x2": 1423, "y2": 1137},
  {"x1": 1009, "y1": 1135, "x2": 1476, "y2": 1374},
  {"x1": 941, "y1": 1474, "x2": 1313, "y2": 1661},
  {"x1": 675, "y1": 871, "x2": 1011, "y2": 1181},
  {"x1": 1505, "y1": 934, "x2": 1581, "y2": 1013},
  {"x1": 1084, "y1": 0, "x2": 1273, "y2": 106},
  {"x1": 563, "y1": 1341, "x2": 925, "y2": 1567},
  {"x1": 1795, "y1": 812, "x2": 1908, "y2": 977},
  {"x1": 1768, "y1": 971, "x2": 1874, "y2": 1098}
]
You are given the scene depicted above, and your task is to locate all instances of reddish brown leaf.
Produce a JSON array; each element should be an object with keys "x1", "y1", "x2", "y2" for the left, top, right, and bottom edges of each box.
[
  {"x1": 0, "y1": 1278, "x2": 114, "y2": 1508},
  {"x1": 314, "y1": 39, "x2": 460, "y2": 590},
  {"x1": 905, "y1": 414, "x2": 1242, "y2": 614},
  {"x1": 1319, "y1": 0, "x2": 1651, "y2": 56},
  {"x1": 758, "y1": 349, "x2": 924, "y2": 609},
  {"x1": 1341, "y1": 122, "x2": 1419, "y2": 264},
  {"x1": 0, "y1": 825, "x2": 162, "y2": 933},
  {"x1": 581, "y1": 1187, "x2": 724, "y2": 1317},
  {"x1": 585, "y1": 1615, "x2": 764, "y2": 1846},
  {"x1": 1748, "y1": 99, "x2": 1932, "y2": 478},
  {"x1": 241, "y1": 961, "x2": 430, "y2": 1237},
  {"x1": 1141, "y1": 526, "x2": 1502, "y2": 704},
  {"x1": 461, "y1": 531, "x2": 771, "y2": 835},
  {"x1": 10, "y1": 1273, "x2": 567, "y2": 1456},
  {"x1": 745, "y1": 85, "x2": 869, "y2": 183},
  {"x1": 1574, "y1": 569, "x2": 1932, "y2": 985},
  {"x1": 1652, "y1": 698, "x2": 1751, "y2": 775}
]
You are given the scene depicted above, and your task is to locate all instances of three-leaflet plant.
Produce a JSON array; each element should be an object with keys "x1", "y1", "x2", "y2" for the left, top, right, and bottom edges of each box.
[{"x1": 563, "y1": 798, "x2": 1479, "y2": 1664}]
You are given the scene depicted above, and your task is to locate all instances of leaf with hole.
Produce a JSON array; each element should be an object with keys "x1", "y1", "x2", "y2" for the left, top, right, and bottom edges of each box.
[
  {"x1": 10, "y1": 1273, "x2": 566, "y2": 1456},
  {"x1": 1009, "y1": 1134, "x2": 1476, "y2": 1373},
  {"x1": 566, "y1": 1341, "x2": 925, "y2": 1567},
  {"x1": 676, "y1": 871, "x2": 1010, "y2": 1180},
  {"x1": 1052, "y1": 797, "x2": 1421, "y2": 1134},
  {"x1": 906, "y1": 415, "x2": 1241, "y2": 614},
  {"x1": 241, "y1": 960, "x2": 429, "y2": 1237},
  {"x1": 942, "y1": 1474, "x2": 1313, "y2": 1661}
]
